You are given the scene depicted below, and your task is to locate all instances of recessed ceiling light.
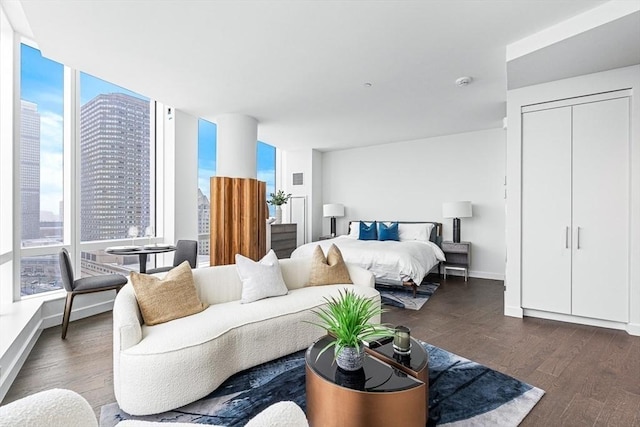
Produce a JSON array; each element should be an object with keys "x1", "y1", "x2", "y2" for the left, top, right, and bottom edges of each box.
[
  {"x1": 455, "y1": 76, "x2": 473, "y2": 87},
  {"x1": 364, "y1": 82, "x2": 373, "y2": 88}
]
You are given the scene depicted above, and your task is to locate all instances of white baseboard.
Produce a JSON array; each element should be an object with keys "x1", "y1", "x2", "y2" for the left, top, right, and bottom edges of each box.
[
  {"x1": 469, "y1": 270, "x2": 505, "y2": 281},
  {"x1": 626, "y1": 323, "x2": 640, "y2": 336},
  {"x1": 504, "y1": 305, "x2": 523, "y2": 318},
  {"x1": 40, "y1": 299, "x2": 115, "y2": 329},
  {"x1": 523, "y1": 308, "x2": 631, "y2": 333},
  {"x1": 443, "y1": 269, "x2": 505, "y2": 281}
]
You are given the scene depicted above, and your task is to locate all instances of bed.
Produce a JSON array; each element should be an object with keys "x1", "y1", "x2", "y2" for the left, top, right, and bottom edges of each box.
[{"x1": 290, "y1": 221, "x2": 446, "y2": 297}]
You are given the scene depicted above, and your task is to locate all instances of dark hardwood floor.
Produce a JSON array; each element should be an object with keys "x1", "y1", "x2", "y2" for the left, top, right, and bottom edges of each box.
[{"x1": 4, "y1": 275, "x2": 640, "y2": 425}]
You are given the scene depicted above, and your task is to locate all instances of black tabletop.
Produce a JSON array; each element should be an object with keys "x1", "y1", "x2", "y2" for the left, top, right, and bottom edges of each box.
[
  {"x1": 306, "y1": 335, "x2": 423, "y2": 392},
  {"x1": 105, "y1": 245, "x2": 176, "y2": 255},
  {"x1": 368, "y1": 337, "x2": 428, "y2": 373}
]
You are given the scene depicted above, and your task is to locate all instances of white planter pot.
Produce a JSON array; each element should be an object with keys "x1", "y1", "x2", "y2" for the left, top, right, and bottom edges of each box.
[{"x1": 274, "y1": 206, "x2": 282, "y2": 224}]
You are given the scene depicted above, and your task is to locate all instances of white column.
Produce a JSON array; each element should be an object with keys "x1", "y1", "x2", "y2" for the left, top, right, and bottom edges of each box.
[{"x1": 215, "y1": 114, "x2": 257, "y2": 178}]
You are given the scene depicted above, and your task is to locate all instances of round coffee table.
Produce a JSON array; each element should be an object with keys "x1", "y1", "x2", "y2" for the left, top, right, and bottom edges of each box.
[{"x1": 305, "y1": 335, "x2": 427, "y2": 427}]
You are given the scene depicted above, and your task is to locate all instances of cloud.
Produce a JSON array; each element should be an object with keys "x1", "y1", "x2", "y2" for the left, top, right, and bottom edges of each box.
[
  {"x1": 39, "y1": 111, "x2": 63, "y2": 151},
  {"x1": 198, "y1": 168, "x2": 215, "y2": 196},
  {"x1": 39, "y1": 151, "x2": 63, "y2": 214}
]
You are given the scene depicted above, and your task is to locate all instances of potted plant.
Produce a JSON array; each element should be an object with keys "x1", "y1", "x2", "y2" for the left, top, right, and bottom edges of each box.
[
  {"x1": 267, "y1": 190, "x2": 292, "y2": 224},
  {"x1": 308, "y1": 289, "x2": 392, "y2": 371}
]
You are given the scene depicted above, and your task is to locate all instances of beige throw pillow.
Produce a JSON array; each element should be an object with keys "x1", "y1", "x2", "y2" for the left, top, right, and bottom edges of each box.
[
  {"x1": 130, "y1": 261, "x2": 208, "y2": 326},
  {"x1": 308, "y1": 244, "x2": 353, "y2": 286}
]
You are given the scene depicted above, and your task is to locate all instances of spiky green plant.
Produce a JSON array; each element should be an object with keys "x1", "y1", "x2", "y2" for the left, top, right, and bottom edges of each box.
[{"x1": 307, "y1": 289, "x2": 393, "y2": 361}]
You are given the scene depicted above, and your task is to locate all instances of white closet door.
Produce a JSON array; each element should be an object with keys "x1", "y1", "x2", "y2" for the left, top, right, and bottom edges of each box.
[
  {"x1": 572, "y1": 97, "x2": 629, "y2": 322},
  {"x1": 522, "y1": 107, "x2": 572, "y2": 313}
]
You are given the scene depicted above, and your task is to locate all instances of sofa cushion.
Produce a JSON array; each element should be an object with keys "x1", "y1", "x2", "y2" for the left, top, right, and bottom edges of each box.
[
  {"x1": 130, "y1": 261, "x2": 208, "y2": 326},
  {"x1": 126, "y1": 284, "x2": 379, "y2": 356},
  {"x1": 308, "y1": 244, "x2": 352, "y2": 286},
  {"x1": 236, "y1": 250, "x2": 289, "y2": 303}
]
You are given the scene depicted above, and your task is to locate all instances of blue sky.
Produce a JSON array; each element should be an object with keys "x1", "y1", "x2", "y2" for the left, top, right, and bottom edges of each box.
[{"x1": 22, "y1": 44, "x2": 276, "y2": 216}]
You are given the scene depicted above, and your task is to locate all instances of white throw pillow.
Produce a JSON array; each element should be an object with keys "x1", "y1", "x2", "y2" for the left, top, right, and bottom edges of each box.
[
  {"x1": 236, "y1": 250, "x2": 289, "y2": 303},
  {"x1": 398, "y1": 223, "x2": 434, "y2": 242},
  {"x1": 348, "y1": 221, "x2": 360, "y2": 239}
]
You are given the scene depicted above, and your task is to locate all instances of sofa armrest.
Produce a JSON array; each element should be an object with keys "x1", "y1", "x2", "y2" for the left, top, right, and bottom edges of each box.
[
  {"x1": 346, "y1": 264, "x2": 375, "y2": 288},
  {"x1": 0, "y1": 389, "x2": 98, "y2": 427},
  {"x1": 113, "y1": 284, "x2": 143, "y2": 352}
]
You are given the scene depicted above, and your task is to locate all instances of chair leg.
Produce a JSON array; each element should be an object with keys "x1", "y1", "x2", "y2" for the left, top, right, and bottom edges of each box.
[{"x1": 61, "y1": 292, "x2": 75, "y2": 340}]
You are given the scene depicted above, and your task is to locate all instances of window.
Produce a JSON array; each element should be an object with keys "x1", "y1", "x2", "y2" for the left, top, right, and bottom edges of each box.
[
  {"x1": 20, "y1": 44, "x2": 64, "y2": 246},
  {"x1": 78, "y1": 73, "x2": 156, "y2": 276},
  {"x1": 19, "y1": 44, "x2": 64, "y2": 295},
  {"x1": 79, "y1": 73, "x2": 154, "y2": 243},
  {"x1": 197, "y1": 119, "x2": 216, "y2": 264},
  {"x1": 16, "y1": 43, "x2": 159, "y2": 297},
  {"x1": 257, "y1": 142, "x2": 276, "y2": 217}
]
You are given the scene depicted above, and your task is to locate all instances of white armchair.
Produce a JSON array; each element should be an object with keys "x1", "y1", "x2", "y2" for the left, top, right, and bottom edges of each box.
[{"x1": 0, "y1": 389, "x2": 308, "y2": 427}]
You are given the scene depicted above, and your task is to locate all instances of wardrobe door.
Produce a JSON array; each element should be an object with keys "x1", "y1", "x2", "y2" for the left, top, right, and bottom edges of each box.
[
  {"x1": 521, "y1": 107, "x2": 572, "y2": 314},
  {"x1": 571, "y1": 98, "x2": 629, "y2": 322}
]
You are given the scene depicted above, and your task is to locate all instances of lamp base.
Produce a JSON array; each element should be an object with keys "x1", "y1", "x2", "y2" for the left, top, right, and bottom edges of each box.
[
  {"x1": 453, "y1": 218, "x2": 461, "y2": 243},
  {"x1": 330, "y1": 217, "x2": 337, "y2": 237}
]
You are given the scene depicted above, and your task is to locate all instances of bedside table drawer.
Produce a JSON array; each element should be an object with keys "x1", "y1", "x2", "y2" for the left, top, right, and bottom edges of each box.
[{"x1": 441, "y1": 242, "x2": 469, "y2": 253}]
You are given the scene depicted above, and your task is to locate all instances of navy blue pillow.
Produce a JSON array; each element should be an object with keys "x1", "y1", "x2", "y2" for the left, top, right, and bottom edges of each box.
[
  {"x1": 378, "y1": 222, "x2": 399, "y2": 241},
  {"x1": 358, "y1": 221, "x2": 378, "y2": 240}
]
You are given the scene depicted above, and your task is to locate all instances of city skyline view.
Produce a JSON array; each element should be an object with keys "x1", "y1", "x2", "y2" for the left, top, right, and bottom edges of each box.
[
  {"x1": 23, "y1": 44, "x2": 276, "y2": 224},
  {"x1": 19, "y1": 43, "x2": 276, "y2": 295}
]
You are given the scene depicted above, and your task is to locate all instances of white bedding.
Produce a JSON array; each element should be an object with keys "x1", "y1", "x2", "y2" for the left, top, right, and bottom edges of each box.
[{"x1": 290, "y1": 236, "x2": 446, "y2": 286}]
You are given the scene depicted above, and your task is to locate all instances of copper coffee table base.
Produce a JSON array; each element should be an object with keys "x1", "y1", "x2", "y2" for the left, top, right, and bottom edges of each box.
[{"x1": 306, "y1": 364, "x2": 426, "y2": 427}]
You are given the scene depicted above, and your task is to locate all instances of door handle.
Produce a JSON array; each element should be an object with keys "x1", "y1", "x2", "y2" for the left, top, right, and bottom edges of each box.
[
  {"x1": 576, "y1": 226, "x2": 581, "y2": 250},
  {"x1": 565, "y1": 226, "x2": 569, "y2": 249}
]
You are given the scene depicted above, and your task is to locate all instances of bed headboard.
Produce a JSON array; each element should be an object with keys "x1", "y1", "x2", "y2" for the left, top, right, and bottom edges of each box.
[{"x1": 348, "y1": 221, "x2": 442, "y2": 245}]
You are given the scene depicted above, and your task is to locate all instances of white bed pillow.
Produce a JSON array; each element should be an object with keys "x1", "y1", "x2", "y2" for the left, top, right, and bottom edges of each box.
[
  {"x1": 398, "y1": 223, "x2": 434, "y2": 242},
  {"x1": 348, "y1": 221, "x2": 359, "y2": 239},
  {"x1": 236, "y1": 250, "x2": 289, "y2": 303}
]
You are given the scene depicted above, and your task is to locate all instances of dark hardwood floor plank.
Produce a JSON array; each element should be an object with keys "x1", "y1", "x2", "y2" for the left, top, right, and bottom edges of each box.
[
  {"x1": 3, "y1": 274, "x2": 640, "y2": 425},
  {"x1": 560, "y1": 394, "x2": 604, "y2": 426},
  {"x1": 596, "y1": 387, "x2": 640, "y2": 427}
]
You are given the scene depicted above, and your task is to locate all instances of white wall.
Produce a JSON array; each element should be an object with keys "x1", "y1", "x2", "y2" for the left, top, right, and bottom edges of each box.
[
  {"x1": 322, "y1": 128, "x2": 506, "y2": 280},
  {"x1": 281, "y1": 148, "x2": 314, "y2": 245}
]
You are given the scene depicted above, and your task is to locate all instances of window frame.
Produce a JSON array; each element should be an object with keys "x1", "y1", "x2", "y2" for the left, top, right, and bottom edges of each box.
[{"x1": 13, "y1": 38, "x2": 161, "y2": 301}]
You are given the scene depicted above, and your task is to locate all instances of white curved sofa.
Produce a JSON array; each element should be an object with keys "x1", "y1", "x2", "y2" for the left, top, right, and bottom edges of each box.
[{"x1": 113, "y1": 257, "x2": 378, "y2": 416}]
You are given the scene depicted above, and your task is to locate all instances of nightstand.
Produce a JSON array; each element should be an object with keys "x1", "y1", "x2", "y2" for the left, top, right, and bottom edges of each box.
[
  {"x1": 441, "y1": 241, "x2": 471, "y2": 281},
  {"x1": 271, "y1": 224, "x2": 297, "y2": 258},
  {"x1": 319, "y1": 235, "x2": 335, "y2": 241}
]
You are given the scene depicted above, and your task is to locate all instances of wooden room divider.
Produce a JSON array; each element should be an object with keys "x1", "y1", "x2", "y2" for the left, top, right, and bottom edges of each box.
[{"x1": 210, "y1": 177, "x2": 267, "y2": 265}]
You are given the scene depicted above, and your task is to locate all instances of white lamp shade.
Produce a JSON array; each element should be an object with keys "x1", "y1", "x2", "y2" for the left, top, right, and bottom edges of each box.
[
  {"x1": 442, "y1": 201, "x2": 472, "y2": 218},
  {"x1": 323, "y1": 203, "x2": 345, "y2": 218}
]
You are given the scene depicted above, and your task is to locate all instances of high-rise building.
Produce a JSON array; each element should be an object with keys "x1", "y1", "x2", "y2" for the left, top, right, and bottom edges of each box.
[
  {"x1": 80, "y1": 93, "x2": 151, "y2": 241},
  {"x1": 20, "y1": 100, "x2": 41, "y2": 241},
  {"x1": 197, "y1": 188, "x2": 210, "y2": 255}
]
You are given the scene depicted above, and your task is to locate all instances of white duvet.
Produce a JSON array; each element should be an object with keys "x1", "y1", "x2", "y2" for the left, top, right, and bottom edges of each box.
[{"x1": 290, "y1": 236, "x2": 446, "y2": 286}]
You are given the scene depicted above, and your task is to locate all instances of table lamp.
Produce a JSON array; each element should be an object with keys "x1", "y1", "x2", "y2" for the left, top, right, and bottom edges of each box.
[
  {"x1": 323, "y1": 204, "x2": 345, "y2": 237},
  {"x1": 442, "y1": 201, "x2": 472, "y2": 243}
]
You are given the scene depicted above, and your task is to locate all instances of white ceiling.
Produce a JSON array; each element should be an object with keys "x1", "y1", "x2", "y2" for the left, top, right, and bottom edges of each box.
[{"x1": 11, "y1": 0, "x2": 630, "y2": 151}]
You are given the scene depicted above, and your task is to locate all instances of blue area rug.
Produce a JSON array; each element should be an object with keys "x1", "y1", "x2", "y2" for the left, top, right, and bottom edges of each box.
[
  {"x1": 100, "y1": 341, "x2": 544, "y2": 427},
  {"x1": 377, "y1": 282, "x2": 439, "y2": 310}
]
